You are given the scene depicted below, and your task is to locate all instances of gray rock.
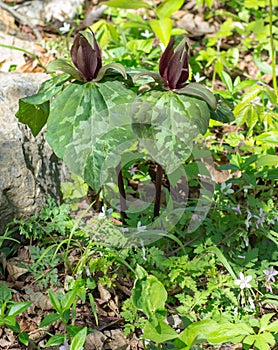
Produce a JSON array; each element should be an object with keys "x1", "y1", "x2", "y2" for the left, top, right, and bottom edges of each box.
[{"x1": 0, "y1": 72, "x2": 66, "y2": 234}]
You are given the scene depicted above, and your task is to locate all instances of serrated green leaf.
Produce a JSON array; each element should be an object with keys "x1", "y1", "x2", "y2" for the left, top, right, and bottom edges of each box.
[
  {"x1": 149, "y1": 18, "x2": 172, "y2": 46},
  {"x1": 70, "y1": 327, "x2": 87, "y2": 350},
  {"x1": 39, "y1": 313, "x2": 60, "y2": 328},
  {"x1": 47, "y1": 59, "x2": 83, "y2": 81},
  {"x1": 102, "y1": 0, "x2": 152, "y2": 9},
  {"x1": 143, "y1": 319, "x2": 178, "y2": 343},
  {"x1": 156, "y1": 0, "x2": 184, "y2": 18},
  {"x1": 16, "y1": 99, "x2": 49, "y2": 136},
  {"x1": 8, "y1": 302, "x2": 32, "y2": 316}
]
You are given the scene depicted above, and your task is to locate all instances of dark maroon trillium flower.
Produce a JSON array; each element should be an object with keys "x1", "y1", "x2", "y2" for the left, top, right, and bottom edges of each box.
[
  {"x1": 159, "y1": 37, "x2": 189, "y2": 90},
  {"x1": 70, "y1": 30, "x2": 102, "y2": 82}
]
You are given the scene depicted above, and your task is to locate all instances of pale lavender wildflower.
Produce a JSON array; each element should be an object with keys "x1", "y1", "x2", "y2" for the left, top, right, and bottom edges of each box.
[
  {"x1": 220, "y1": 182, "x2": 234, "y2": 194},
  {"x1": 234, "y1": 272, "x2": 252, "y2": 289},
  {"x1": 59, "y1": 341, "x2": 69, "y2": 350},
  {"x1": 245, "y1": 209, "x2": 252, "y2": 230},
  {"x1": 264, "y1": 266, "x2": 278, "y2": 283},
  {"x1": 137, "y1": 221, "x2": 147, "y2": 232},
  {"x1": 254, "y1": 208, "x2": 266, "y2": 228},
  {"x1": 232, "y1": 204, "x2": 242, "y2": 214},
  {"x1": 86, "y1": 268, "x2": 91, "y2": 277},
  {"x1": 98, "y1": 206, "x2": 113, "y2": 219},
  {"x1": 141, "y1": 30, "x2": 153, "y2": 38}
]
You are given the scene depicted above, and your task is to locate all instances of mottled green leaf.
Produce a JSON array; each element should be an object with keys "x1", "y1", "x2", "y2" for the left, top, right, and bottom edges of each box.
[
  {"x1": 255, "y1": 131, "x2": 278, "y2": 144},
  {"x1": 131, "y1": 90, "x2": 210, "y2": 173},
  {"x1": 46, "y1": 80, "x2": 136, "y2": 190}
]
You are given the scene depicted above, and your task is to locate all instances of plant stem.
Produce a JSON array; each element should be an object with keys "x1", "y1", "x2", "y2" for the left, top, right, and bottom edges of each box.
[
  {"x1": 269, "y1": 0, "x2": 278, "y2": 97},
  {"x1": 116, "y1": 164, "x2": 127, "y2": 224},
  {"x1": 153, "y1": 163, "x2": 163, "y2": 218}
]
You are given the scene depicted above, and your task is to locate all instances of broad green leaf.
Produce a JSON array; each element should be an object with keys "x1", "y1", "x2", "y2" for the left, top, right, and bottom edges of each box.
[
  {"x1": 48, "y1": 290, "x2": 62, "y2": 313},
  {"x1": 8, "y1": 302, "x2": 32, "y2": 316},
  {"x1": 16, "y1": 100, "x2": 49, "y2": 136},
  {"x1": 245, "y1": 332, "x2": 275, "y2": 350},
  {"x1": 178, "y1": 319, "x2": 217, "y2": 347},
  {"x1": 0, "y1": 283, "x2": 12, "y2": 304},
  {"x1": 255, "y1": 131, "x2": 278, "y2": 144},
  {"x1": 256, "y1": 155, "x2": 278, "y2": 168},
  {"x1": 45, "y1": 334, "x2": 66, "y2": 346},
  {"x1": 3, "y1": 316, "x2": 20, "y2": 332},
  {"x1": 47, "y1": 59, "x2": 83, "y2": 81},
  {"x1": 156, "y1": 0, "x2": 184, "y2": 18},
  {"x1": 206, "y1": 323, "x2": 252, "y2": 344},
  {"x1": 70, "y1": 327, "x2": 87, "y2": 350},
  {"x1": 46, "y1": 80, "x2": 136, "y2": 190},
  {"x1": 253, "y1": 51, "x2": 278, "y2": 75},
  {"x1": 102, "y1": 0, "x2": 152, "y2": 9},
  {"x1": 149, "y1": 18, "x2": 172, "y2": 46},
  {"x1": 143, "y1": 319, "x2": 178, "y2": 343},
  {"x1": 126, "y1": 39, "x2": 153, "y2": 53},
  {"x1": 39, "y1": 313, "x2": 60, "y2": 328},
  {"x1": 265, "y1": 319, "x2": 278, "y2": 332},
  {"x1": 132, "y1": 269, "x2": 167, "y2": 324},
  {"x1": 18, "y1": 332, "x2": 29, "y2": 346},
  {"x1": 259, "y1": 313, "x2": 275, "y2": 332}
]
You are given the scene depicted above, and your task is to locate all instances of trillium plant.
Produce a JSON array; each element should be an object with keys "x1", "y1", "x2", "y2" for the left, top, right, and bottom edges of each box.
[{"x1": 16, "y1": 29, "x2": 233, "y2": 232}]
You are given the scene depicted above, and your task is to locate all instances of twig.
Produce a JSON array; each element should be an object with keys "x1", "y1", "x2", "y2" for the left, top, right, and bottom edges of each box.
[{"x1": 0, "y1": 0, "x2": 43, "y2": 41}]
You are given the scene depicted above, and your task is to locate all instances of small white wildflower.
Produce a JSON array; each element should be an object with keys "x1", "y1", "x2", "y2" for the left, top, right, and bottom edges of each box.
[
  {"x1": 220, "y1": 182, "x2": 234, "y2": 194},
  {"x1": 98, "y1": 206, "x2": 113, "y2": 219},
  {"x1": 234, "y1": 272, "x2": 252, "y2": 289},
  {"x1": 141, "y1": 30, "x2": 153, "y2": 38},
  {"x1": 59, "y1": 23, "x2": 71, "y2": 34},
  {"x1": 121, "y1": 227, "x2": 129, "y2": 233},
  {"x1": 193, "y1": 72, "x2": 206, "y2": 82}
]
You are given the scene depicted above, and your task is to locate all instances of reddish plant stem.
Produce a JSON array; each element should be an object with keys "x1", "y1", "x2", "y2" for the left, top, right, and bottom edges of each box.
[
  {"x1": 116, "y1": 163, "x2": 127, "y2": 224},
  {"x1": 154, "y1": 163, "x2": 163, "y2": 218}
]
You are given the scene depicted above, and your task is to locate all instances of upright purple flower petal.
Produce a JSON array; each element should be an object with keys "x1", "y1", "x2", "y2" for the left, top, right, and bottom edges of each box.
[{"x1": 70, "y1": 31, "x2": 102, "y2": 82}]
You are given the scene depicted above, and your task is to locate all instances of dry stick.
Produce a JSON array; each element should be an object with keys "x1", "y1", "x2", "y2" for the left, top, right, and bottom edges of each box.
[
  {"x1": 116, "y1": 163, "x2": 127, "y2": 225},
  {"x1": 0, "y1": 0, "x2": 43, "y2": 41},
  {"x1": 153, "y1": 163, "x2": 163, "y2": 218}
]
